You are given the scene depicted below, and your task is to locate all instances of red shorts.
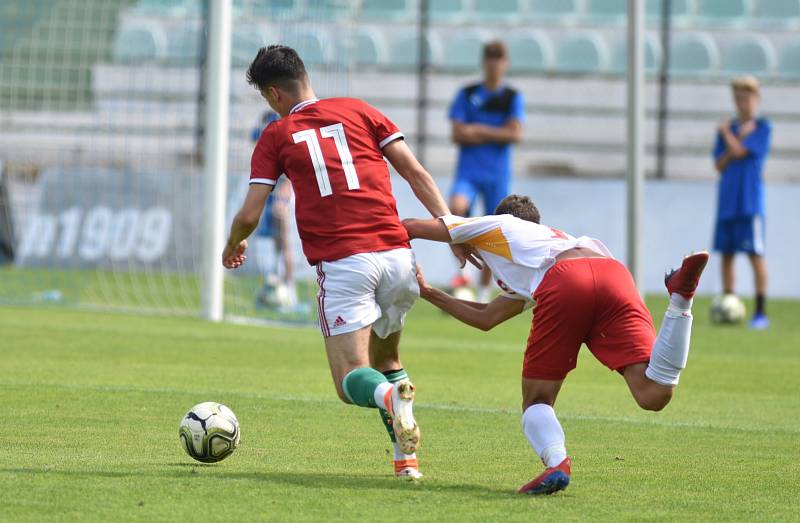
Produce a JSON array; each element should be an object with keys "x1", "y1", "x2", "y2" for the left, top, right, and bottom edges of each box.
[{"x1": 523, "y1": 257, "x2": 655, "y2": 381}]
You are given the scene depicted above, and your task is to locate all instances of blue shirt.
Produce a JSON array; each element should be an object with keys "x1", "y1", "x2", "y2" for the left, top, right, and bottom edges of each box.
[
  {"x1": 449, "y1": 83, "x2": 525, "y2": 182},
  {"x1": 713, "y1": 118, "x2": 771, "y2": 221}
]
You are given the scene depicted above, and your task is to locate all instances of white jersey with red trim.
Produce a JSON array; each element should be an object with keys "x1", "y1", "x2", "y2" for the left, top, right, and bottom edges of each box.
[{"x1": 441, "y1": 214, "x2": 613, "y2": 307}]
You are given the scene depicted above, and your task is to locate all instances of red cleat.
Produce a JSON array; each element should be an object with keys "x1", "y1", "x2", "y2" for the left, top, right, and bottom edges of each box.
[
  {"x1": 665, "y1": 251, "x2": 710, "y2": 300},
  {"x1": 518, "y1": 457, "x2": 571, "y2": 495}
]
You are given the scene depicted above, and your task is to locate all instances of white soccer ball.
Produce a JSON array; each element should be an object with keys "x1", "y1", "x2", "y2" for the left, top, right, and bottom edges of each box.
[
  {"x1": 453, "y1": 286, "x2": 477, "y2": 303},
  {"x1": 710, "y1": 294, "x2": 746, "y2": 324},
  {"x1": 179, "y1": 402, "x2": 240, "y2": 463}
]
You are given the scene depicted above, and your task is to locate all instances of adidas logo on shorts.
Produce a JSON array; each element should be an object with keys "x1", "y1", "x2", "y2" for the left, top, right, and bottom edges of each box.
[{"x1": 333, "y1": 316, "x2": 347, "y2": 328}]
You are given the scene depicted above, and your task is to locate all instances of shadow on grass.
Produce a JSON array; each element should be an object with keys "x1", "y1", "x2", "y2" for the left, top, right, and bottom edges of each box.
[{"x1": 0, "y1": 466, "x2": 522, "y2": 499}]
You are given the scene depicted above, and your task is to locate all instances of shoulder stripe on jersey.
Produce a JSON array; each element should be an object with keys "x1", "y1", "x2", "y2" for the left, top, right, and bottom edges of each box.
[
  {"x1": 250, "y1": 178, "x2": 277, "y2": 185},
  {"x1": 378, "y1": 132, "x2": 405, "y2": 149}
]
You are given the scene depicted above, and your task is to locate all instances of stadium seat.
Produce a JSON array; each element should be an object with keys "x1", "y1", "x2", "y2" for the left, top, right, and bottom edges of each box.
[
  {"x1": 132, "y1": 0, "x2": 197, "y2": 17},
  {"x1": 362, "y1": 0, "x2": 414, "y2": 22},
  {"x1": 304, "y1": 0, "x2": 358, "y2": 21},
  {"x1": 527, "y1": 0, "x2": 581, "y2": 24},
  {"x1": 508, "y1": 31, "x2": 554, "y2": 73},
  {"x1": 166, "y1": 22, "x2": 206, "y2": 65},
  {"x1": 281, "y1": 30, "x2": 332, "y2": 66},
  {"x1": 441, "y1": 31, "x2": 488, "y2": 72},
  {"x1": 112, "y1": 21, "x2": 166, "y2": 64},
  {"x1": 778, "y1": 42, "x2": 800, "y2": 78},
  {"x1": 337, "y1": 28, "x2": 388, "y2": 68},
  {"x1": 232, "y1": 25, "x2": 265, "y2": 68},
  {"x1": 696, "y1": 0, "x2": 753, "y2": 26},
  {"x1": 387, "y1": 31, "x2": 443, "y2": 70},
  {"x1": 754, "y1": 0, "x2": 800, "y2": 26},
  {"x1": 472, "y1": 0, "x2": 523, "y2": 23},
  {"x1": 669, "y1": 32, "x2": 719, "y2": 75},
  {"x1": 556, "y1": 32, "x2": 610, "y2": 74},
  {"x1": 585, "y1": 0, "x2": 627, "y2": 25},
  {"x1": 646, "y1": 0, "x2": 696, "y2": 26},
  {"x1": 428, "y1": 0, "x2": 468, "y2": 24},
  {"x1": 722, "y1": 35, "x2": 776, "y2": 75},
  {"x1": 610, "y1": 33, "x2": 662, "y2": 74},
  {"x1": 249, "y1": 0, "x2": 300, "y2": 20}
]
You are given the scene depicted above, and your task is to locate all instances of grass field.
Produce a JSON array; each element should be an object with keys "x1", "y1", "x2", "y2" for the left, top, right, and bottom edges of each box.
[{"x1": 2, "y1": 298, "x2": 799, "y2": 522}]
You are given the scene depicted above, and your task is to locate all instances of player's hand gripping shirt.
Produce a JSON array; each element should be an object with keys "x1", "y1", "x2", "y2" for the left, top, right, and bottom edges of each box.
[
  {"x1": 441, "y1": 214, "x2": 613, "y2": 307},
  {"x1": 250, "y1": 98, "x2": 409, "y2": 265}
]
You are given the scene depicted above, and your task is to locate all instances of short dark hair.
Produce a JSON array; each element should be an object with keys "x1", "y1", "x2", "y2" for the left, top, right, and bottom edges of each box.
[
  {"x1": 483, "y1": 40, "x2": 508, "y2": 60},
  {"x1": 246, "y1": 45, "x2": 308, "y2": 92},
  {"x1": 494, "y1": 194, "x2": 540, "y2": 223}
]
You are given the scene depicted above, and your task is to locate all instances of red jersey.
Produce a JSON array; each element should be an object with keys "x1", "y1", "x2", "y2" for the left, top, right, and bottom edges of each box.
[{"x1": 250, "y1": 97, "x2": 410, "y2": 265}]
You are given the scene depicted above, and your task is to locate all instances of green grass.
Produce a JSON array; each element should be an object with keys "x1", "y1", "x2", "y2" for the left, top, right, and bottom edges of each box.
[{"x1": 1, "y1": 298, "x2": 799, "y2": 522}]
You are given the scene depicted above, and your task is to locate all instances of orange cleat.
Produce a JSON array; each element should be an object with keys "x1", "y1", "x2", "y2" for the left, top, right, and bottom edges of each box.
[{"x1": 518, "y1": 457, "x2": 571, "y2": 495}]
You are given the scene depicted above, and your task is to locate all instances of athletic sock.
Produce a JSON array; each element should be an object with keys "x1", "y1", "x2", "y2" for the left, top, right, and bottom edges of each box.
[
  {"x1": 645, "y1": 293, "x2": 693, "y2": 386},
  {"x1": 378, "y1": 369, "x2": 418, "y2": 464},
  {"x1": 341, "y1": 367, "x2": 390, "y2": 408},
  {"x1": 521, "y1": 404, "x2": 567, "y2": 468},
  {"x1": 755, "y1": 293, "x2": 766, "y2": 317}
]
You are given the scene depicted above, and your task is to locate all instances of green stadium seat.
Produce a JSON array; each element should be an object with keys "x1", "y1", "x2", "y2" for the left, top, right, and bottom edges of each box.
[
  {"x1": 754, "y1": 0, "x2": 800, "y2": 26},
  {"x1": 669, "y1": 32, "x2": 719, "y2": 75},
  {"x1": 282, "y1": 31, "x2": 331, "y2": 66},
  {"x1": 722, "y1": 35, "x2": 776, "y2": 75},
  {"x1": 337, "y1": 28, "x2": 387, "y2": 68},
  {"x1": 387, "y1": 31, "x2": 443, "y2": 70},
  {"x1": 556, "y1": 32, "x2": 609, "y2": 74},
  {"x1": 232, "y1": 25, "x2": 265, "y2": 68},
  {"x1": 585, "y1": 0, "x2": 626, "y2": 25},
  {"x1": 133, "y1": 0, "x2": 198, "y2": 18},
  {"x1": 696, "y1": 0, "x2": 752, "y2": 26},
  {"x1": 166, "y1": 22, "x2": 205, "y2": 64},
  {"x1": 528, "y1": 0, "x2": 581, "y2": 24},
  {"x1": 428, "y1": 0, "x2": 467, "y2": 24},
  {"x1": 778, "y1": 42, "x2": 800, "y2": 78},
  {"x1": 250, "y1": 0, "x2": 300, "y2": 21},
  {"x1": 442, "y1": 31, "x2": 488, "y2": 72},
  {"x1": 646, "y1": 0, "x2": 695, "y2": 25},
  {"x1": 508, "y1": 31, "x2": 554, "y2": 73},
  {"x1": 362, "y1": 0, "x2": 414, "y2": 22},
  {"x1": 610, "y1": 34, "x2": 662, "y2": 74},
  {"x1": 112, "y1": 22, "x2": 166, "y2": 64},
  {"x1": 305, "y1": 0, "x2": 357, "y2": 21},
  {"x1": 472, "y1": 0, "x2": 523, "y2": 23}
]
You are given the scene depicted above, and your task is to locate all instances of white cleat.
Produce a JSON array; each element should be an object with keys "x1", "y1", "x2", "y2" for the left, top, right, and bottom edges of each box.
[
  {"x1": 394, "y1": 459, "x2": 424, "y2": 480},
  {"x1": 390, "y1": 380, "x2": 420, "y2": 455}
]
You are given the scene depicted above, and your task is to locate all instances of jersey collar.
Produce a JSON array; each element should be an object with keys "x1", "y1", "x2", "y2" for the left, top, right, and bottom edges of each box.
[{"x1": 289, "y1": 98, "x2": 319, "y2": 114}]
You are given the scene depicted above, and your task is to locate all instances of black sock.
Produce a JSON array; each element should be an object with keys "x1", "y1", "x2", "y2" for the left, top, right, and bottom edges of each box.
[{"x1": 755, "y1": 294, "x2": 766, "y2": 317}]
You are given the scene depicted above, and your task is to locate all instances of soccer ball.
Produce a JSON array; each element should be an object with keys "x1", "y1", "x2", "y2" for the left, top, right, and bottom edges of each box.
[
  {"x1": 710, "y1": 294, "x2": 746, "y2": 324},
  {"x1": 179, "y1": 402, "x2": 240, "y2": 463},
  {"x1": 453, "y1": 286, "x2": 477, "y2": 302}
]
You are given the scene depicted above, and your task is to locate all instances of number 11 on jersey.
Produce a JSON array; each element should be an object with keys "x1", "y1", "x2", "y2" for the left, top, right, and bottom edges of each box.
[{"x1": 292, "y1": 123, "x2": 360, "y2": 197}]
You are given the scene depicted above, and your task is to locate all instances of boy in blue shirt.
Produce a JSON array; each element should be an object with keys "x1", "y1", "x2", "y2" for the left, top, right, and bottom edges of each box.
[
  {"x1": 712, "y1": 76, "x2": 771, "y2": 329},
  {"x1": 448, "y1": 40, "x2": 525, "y2": 301}
]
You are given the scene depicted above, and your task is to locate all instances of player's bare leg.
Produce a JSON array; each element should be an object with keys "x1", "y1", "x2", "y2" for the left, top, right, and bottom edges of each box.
[
  {"x1": 518, "y1": 378, "x2": 572, "y2": 495},
  {"x1": 369, "y1": 330, "x2": 422, "y2": 479},
  {"x1": 722, "y1": 253, "x2": 735, "y2": 294},
  {"x1": 623, "y1": 363, "x2": 673, "y2": 411}
]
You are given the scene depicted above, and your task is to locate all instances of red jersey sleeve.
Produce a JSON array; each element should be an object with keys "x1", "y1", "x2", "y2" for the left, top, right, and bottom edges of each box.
[
  {"x1": 360, "y1": 102, "x2": 404, "y2": 149},
  {"x1": 250, "y1": 126, "x2": 281, "y2": 185}
]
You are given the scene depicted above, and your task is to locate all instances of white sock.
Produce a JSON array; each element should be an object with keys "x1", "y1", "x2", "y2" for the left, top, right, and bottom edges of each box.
[
  {"x1": 646, "y1": 293, "x2": 693, "y2": 386},
  {"x1": 521, "y1": 404, "x2": 567, "y2": 468},
  {"x1": 373, "y1": 382, "x2": 393, "y2": 410},
  {"x1": 393, "y1": 444, "x2": 416, "y2": 462}
]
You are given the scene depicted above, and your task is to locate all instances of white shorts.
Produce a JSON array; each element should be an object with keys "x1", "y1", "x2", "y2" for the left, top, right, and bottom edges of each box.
[{"x1": 315, "y1": 248, "x2": 419, "y2": 338}]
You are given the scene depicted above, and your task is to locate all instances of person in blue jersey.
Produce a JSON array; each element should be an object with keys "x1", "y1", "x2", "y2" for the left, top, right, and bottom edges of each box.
[
  {"x1": 448, "y1": 40, "x2": 525, "y2": 302},
  {"x1": 712, "y1": 76, "x2": 771, "y2": 329}
]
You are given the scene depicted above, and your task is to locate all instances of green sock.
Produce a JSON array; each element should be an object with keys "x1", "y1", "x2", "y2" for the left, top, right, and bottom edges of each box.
[
  {"x1": 341, "y1": 367, "x2": 389, "y2": 408},
  {"x1": 379, "y1": 369, "x2": 409, "y2": 443}
]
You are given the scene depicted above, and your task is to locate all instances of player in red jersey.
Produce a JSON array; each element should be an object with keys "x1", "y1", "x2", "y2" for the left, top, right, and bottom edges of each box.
[
  {"x1": 403, "y1": 194, "x2": 708, "y2": 494},
  {"x1": 222, "y1": 46, "x2": 477, "y2": 479}
]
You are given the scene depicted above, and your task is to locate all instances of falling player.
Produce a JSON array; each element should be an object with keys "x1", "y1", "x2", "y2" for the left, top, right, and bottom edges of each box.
[
  {"x1": 403, "y1": 194, "x2": 708, "y2": 494},
  {"x1": 223, "y1": 45, "x2": 477, "y2": 479}
]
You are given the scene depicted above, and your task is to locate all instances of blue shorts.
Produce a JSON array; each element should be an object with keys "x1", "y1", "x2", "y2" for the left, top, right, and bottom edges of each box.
[
  {"x1": 450, "y1": 176, "x2": 510, "y2": 216},
  {"x1": 713, "y1": 215, "x2": 765, "y2": 256}
]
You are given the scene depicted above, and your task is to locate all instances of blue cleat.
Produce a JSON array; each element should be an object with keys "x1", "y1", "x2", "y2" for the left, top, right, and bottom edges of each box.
[
  {"x1": 749, "y1": 314, "x2": 769, "y2": 330},
  {"x1": 518, "y1": 457, "x2": 571, "y2": 495}
]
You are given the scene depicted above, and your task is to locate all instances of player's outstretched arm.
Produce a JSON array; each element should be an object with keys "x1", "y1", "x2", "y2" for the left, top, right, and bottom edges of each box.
[
  {"x1": 222, "y1": 184, "x2": 273, "y2": 269},
  {"x1": 403, "y1": 218, "x2": 483, "y2": 269},
  {"x1": 382, "y1": 139, "x2": 449, "y2": 218},
  {"x1": 416, "y1": 266, "x2": 524, "y2": 331}
]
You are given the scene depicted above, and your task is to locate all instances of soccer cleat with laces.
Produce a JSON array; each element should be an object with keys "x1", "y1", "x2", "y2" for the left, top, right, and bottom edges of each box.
[
  {"x1": 665, "y1": 251, "x2": 710, "y2": 300},
  {"x1": 387, "y1": 380, "x2": 420, "y2": 455},
  {"x1": 518, "y1": 457, "x2": 572, "y2": 495},
  {"x1": 394, "y1": 458, "x2": 423, "y2": 480}
]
